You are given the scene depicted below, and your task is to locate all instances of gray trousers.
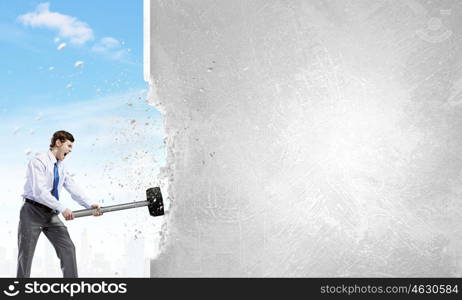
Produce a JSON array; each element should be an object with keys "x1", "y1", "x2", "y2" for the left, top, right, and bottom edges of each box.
[{"x1": 17, "y1": 201, "x2": 78, "y2": 278}]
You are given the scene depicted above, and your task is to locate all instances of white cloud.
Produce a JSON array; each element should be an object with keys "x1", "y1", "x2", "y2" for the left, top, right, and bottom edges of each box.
[
  {"x1": 98, "y1": 37, "x2": 121, "y2": 49},
  {"x1": 92, "y1": 37, "x2": 126, "y2": 60},
  {"x1": 17, "y1": 2, "x2": 94, "y2": 45}
]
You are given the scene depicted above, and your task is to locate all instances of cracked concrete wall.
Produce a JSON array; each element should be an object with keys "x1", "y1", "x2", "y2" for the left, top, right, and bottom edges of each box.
[{"x1": 146, "y1": 0, "x2": 462, "y2": 277}]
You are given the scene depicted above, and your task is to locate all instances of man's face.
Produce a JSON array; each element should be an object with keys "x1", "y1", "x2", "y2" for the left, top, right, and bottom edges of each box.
[{"x1": 55, "y1": 139, "x2": 73, "y2": 161}]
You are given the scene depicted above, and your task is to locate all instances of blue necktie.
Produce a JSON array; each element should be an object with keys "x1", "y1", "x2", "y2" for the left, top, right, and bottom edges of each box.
[{"x1": 52, "y1": 162, "x2": 59, "y2": 200}]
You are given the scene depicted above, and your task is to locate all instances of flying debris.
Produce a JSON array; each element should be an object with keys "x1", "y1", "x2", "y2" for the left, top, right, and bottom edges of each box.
[
  {"x1": 66, "y1": 83, "x2": 73, "y2": 89},
  {"x1": 57, "y1": 43, "x2": 67, "y2": 50},
  {"x1": 13, "y1": 127, "x2": 22, "y2": 135},
  {"x1": 74, "y1": 61, "x2": 84, "y2": 68},
  {"x1": 48, "y1": 66, "x2": 55, "y2": 71},
  {"x1": 34, "y1": 113, "x2": 43, "y2": 120}
]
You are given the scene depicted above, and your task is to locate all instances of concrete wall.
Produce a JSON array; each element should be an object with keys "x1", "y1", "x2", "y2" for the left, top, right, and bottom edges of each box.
[{"x1": 146, "y1": 0, "x2": 462, "y2": 277}]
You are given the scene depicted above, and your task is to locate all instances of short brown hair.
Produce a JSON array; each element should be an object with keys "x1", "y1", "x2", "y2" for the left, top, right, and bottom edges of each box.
[{"x1": 50, "y1": 130, "x2": 74, "y2": 149}]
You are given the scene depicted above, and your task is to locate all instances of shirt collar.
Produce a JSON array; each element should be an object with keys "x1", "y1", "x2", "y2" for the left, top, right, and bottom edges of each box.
[{"x1": 48, "y1": 150, "x2": 58, "y2": 164}]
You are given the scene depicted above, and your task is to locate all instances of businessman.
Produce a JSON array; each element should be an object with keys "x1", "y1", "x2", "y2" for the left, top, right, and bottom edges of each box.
[{"x1": 17, "y1": 130, "x2": 102, "y2": 278}]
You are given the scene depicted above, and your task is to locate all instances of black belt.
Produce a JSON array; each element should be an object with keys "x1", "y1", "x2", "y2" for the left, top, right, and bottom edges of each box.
[{"x1": 25, "y1": 198, "x2": 56, "y2": 213}]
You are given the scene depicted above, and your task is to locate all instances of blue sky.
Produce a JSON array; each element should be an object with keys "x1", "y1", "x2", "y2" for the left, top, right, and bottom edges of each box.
[
  {"x1": 0, "y1": 1, "x2": 165, "y2": 276},
  {"x1": 0, "y1": 0, "x2": 164, "y2": 172},
  {"x1": 0, "y1": 1, "x2": 146, "y2": 109}
]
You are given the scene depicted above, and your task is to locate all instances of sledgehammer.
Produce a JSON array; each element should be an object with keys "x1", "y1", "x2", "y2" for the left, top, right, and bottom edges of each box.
[{"x1": 73, "y1": 187, "x2": 164, "y2": 218}]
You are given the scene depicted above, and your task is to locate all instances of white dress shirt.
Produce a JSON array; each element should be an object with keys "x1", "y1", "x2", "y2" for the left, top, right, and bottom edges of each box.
[{"x1": 22, "y1": 150, "x2": 92, "y2": 213}]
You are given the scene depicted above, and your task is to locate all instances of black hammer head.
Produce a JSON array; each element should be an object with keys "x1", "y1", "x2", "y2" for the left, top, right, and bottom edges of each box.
[{"x1": 146, "y1": 187, "x2": 164, "y2": 216}]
